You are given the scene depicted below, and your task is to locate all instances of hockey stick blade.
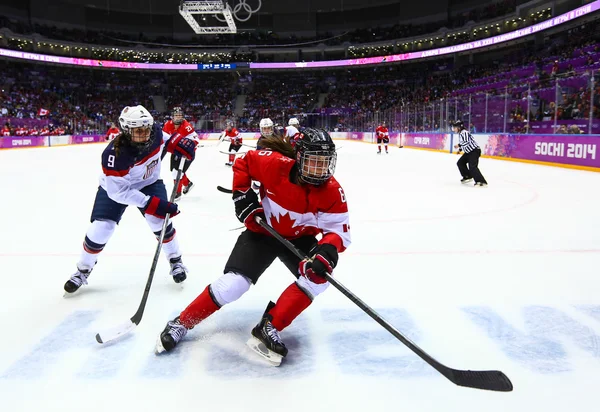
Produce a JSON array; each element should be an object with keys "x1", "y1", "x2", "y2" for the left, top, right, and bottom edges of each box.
[
  {"x1": 255, "y1": 216, "x2": 513, "y2": 392},
  {"x1": 448, "y1": 369, "x2": 513, "y2": 392},
  {"x1": 217, "y1": 185, "x2": 233, "y2": 194},
  {"x1": 95, "y1": 320, "x2": 136, "y2": 344}
]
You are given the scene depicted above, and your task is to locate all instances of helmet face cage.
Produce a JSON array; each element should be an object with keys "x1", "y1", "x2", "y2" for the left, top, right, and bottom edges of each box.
[
  {"x1": 260, "y1": 118, "x2": 274, "y2": 137},
  {"x1": 119, "y1": 105, "x2": 154, "y2": 148},
  {"x1": 172, "y1": 107, "x2": 184, "y2": 125},
  {"x1": 296, "y1": 147, "x2": 337, "y2": 185}
]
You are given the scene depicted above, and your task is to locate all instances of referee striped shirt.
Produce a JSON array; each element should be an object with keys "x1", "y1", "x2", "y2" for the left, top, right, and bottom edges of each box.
[{"x1": 458, "y1": 130, "x2": 479, "y2": 153}]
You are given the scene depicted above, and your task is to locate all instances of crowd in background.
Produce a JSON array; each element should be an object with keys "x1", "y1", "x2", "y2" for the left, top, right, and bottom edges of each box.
[{"x1": 1, "y1": 17, "x2": 599, "y2": 137}]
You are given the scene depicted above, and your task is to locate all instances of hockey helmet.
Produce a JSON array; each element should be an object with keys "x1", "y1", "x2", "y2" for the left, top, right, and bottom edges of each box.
[
  {"x1": 295, "y1": 128, "x2": 337, "y2": 186},
  {"x1": 119, "y1": 105, "x2": 154, "y2": 147},
  {"x1": 260, "y1": 118, "x2": 274, "y2": 137},
  {"x1": 172, "y1": 107, "x2": 184, "y2": 125}
]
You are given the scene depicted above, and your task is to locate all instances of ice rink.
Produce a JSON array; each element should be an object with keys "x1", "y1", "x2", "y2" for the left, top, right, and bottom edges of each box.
[{"x1": 1, "y1": 139, "x2": 599, "y2": 411}]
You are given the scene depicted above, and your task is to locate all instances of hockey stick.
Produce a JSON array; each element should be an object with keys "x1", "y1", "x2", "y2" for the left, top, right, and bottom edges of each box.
[
  {"x1": 219, "y1": 150, "x2": 247, "y2": 156},
  {"x1": 217, "y1": 185, "x2": 233, "y2": 194},
  {"x1": 95, "y1": 156, "x2": 188, "y2": 345},
  {"x1": 255, "y1": 216, "x2": 513, "y2": 392}
]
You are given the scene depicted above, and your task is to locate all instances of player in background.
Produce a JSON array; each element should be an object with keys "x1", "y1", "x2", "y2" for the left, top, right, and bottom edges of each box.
[
  {"x1": 163, "y1": 107, "x2": 199, "y2": 200},
  {"x1": 285, "y1": 117, "x2": 301, "y2": 147},
  {"x1": 2, "y1": 123, "x2": 11, "y2": 136},
  {"x1": 256, "y1": 118, "x2": 275, "y2": 150},
  {"x1": 156, "y1": 128, "x2": 351, "y2": 367},
  {"x1": 452, "y1": 120, "x2": 488, "y2": 187},
  {"x1": 63, "y1": 105, "x2": 198, "y2": 294},
  {"x1": 220, "y1": 120, "x2": 242, "y2": 166},
  {"x1": 375, "y1": 122, "x2": 389, "y2": 154},
  {"x1": 105, "y1": 123, "x2": 120, "y2": 141}
]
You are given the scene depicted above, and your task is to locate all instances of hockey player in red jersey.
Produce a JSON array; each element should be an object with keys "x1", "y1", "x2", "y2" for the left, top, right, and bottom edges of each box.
[
  {"x1": 63, "y1": 105, "x2": 198, "y2": 294},
  {"x1": 221, "y1": 120, "x2": 242, "y2": 166},
  {"x1": 157, "y1": 128, "x2": 351, "y2": 366},
  {"x1": 163, "y1": 107, "x2": 199, "y2": 200},
  {"x1": 105, "y1": 123, "x2": 120, "y2": 141},
  {"x1": 376, "y1": 122, "x2": 389, "y2": 154}
]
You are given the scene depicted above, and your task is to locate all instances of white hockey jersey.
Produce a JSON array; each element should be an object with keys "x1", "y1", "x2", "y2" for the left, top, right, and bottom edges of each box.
[{"x1": 100, "y1": 123, "x2": 172, "y2": 208}]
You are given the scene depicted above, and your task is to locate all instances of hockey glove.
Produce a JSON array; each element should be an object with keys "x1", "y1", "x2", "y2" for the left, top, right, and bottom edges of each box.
[
  {"x1": 167, "y1": 133, "x2": 197, "y2": 161},
  {"x1": 233, "y1": 189, "x2": 265, "y2": 232},
  {"x1": 299, "y1": 243, "x2": 338, "y2": 284},
  {"x1": 144, "y1": 196, "x2": 179, "y2": 219}
]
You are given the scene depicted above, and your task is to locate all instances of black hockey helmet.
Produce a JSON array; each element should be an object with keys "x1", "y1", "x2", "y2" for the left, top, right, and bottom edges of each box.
[
  {"x1": 295, "y1": 128, "x2": 337, "y2": 186},
  {"x1": 172, "y1": 107, "x2": 184, "y2": 125},
  {"x1": 452, "y1": 120, "x2": 464, "y2": 130}
]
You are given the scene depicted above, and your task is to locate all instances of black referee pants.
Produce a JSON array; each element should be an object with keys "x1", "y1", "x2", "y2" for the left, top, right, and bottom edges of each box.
[{"x1": 457, "y1": 148, "x2": 487, "y2": 184}]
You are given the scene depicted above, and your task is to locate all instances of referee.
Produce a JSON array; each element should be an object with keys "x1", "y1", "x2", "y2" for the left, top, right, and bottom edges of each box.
[{"x1": 452, "y1": 121, "x2": 488, "y2": 187}]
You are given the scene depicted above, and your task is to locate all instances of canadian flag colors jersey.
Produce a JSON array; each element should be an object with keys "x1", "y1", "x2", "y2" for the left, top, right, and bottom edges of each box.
[
  {"x1": 224, "y1": 127, "x2": 242, "y2": 145},
  {"x1": 233, "y1": 150, "x2": 351, "y2": 252},
  {"x1": 163, "y1": 120, "x2": 199, "y2": 143},
  {"x1": 105, "y1": 126, "x2": 120, "y2": 141},
  {"x1": 376, "y1": 126, "x2": 389, "y2": 138}
]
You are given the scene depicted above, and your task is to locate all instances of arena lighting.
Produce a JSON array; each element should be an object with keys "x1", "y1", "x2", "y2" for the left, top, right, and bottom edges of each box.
[
  {"x1": 0, "y1": 0, "x2": 597, "y2": 70},
  {"x1": 178, "y1": 1, "x2": 237, "y2": 34}
]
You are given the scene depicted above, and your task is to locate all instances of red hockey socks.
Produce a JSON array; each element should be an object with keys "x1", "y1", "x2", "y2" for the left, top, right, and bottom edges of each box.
[
  {"x1": 179, "y1": 285, "x2": 220, "y2": 329},
  {"x1": 385, "y1": 144, "x2": 388, "y2": 152},
  {"x1": 269, "y1": 283, "x2": 312, "y2": 331},
  {"x1": 229, "y1": 154, "x2": 235, "y2": 163},
  {"x1": 181, "y1": 174, "x2": 190, "y2": 187},
  {"x1": 378, "y1": 145, "x2": 381, "y2": 152}
]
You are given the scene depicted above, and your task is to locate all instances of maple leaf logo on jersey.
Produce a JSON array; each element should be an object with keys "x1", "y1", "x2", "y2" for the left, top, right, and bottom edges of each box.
[
  {"x1": 278, "y1": 157, "x2": 294, "y2": 163},
  {"x1": 270, "y1": 211, "x2": 298, "y2": 233}
]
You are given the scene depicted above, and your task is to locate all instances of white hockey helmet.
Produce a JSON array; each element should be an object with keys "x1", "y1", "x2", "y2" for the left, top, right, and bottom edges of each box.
[
  {"x1": 119, "y1": 105, "x2": 154, "y2": 133},
  {"x1": 260, "y1": 118, "x2": 274, "y2": 137},
  {"x1": 288, "y1": 117, "x2": 300, "y2": 127}
]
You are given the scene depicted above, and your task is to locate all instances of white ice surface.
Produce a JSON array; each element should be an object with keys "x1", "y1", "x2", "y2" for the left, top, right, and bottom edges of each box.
[{"x1": 0, "y1": 140, "x2": 599, "y2": 411}]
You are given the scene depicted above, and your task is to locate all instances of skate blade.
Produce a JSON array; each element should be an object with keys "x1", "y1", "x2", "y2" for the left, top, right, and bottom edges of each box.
[
  {"x1": 246, "y1": 337, "x2": 283, "y2": 366},
  {"x1": 155, "y1": 336, "x2": 167, "y2": 354},
  {"x1": 460, "y1": 180, "x2": 473, "y2": 184},
  {"x1": 62, "y1": 288, "x2": 83, "y2": 298}
]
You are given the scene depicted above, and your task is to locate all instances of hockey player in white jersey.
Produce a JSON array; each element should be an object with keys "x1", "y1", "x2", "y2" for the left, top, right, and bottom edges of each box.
[
  {"x1": 286, "y1": 117, "x2": 301, "y2": 146},
  {"x1": 63, "y1": 105, "x2": 198, "y2": 293}
]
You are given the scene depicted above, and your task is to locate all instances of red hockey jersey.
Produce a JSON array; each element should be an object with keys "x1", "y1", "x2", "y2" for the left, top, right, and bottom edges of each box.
[
  {"x1": 163, "y1": 120, "x2": 199, "y2": 142},
  {"x1": 224, "y1": 128, "x2": 242, "y2": 145},
  {"x1": 376, "y1": 126, "x2": 389, "y2": 138},
  {"x1": 232, "y1": 150, "x2": 351, "y2": 252}
]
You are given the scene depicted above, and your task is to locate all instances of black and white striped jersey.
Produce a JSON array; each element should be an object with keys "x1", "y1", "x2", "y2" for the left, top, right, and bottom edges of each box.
[{"x1": 458, "y1": 129, "x2": 479, "y2": 153}]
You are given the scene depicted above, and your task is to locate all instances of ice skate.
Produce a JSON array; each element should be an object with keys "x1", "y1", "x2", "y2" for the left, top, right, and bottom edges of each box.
[
  {"x1": 460, "y1": 177, "x2": 473, "y2": 184},
  {"x1": 182, "y1": 181, "x2": 194, "y2": 195},
  {"x1": 169, "y1": 256, "x2": 188, "y2": 283},
  {"x1": 474, "y1": 182, "x2": 488, "y2": 187},
  {"x1": 174, "y1": 192, "x2": 182, "y2": 202},
  {"x1": 156, "y1": 316, "x2": 188, "y2": 353},
  {"x1": 246, "y1": 304, "x2": 288, "y2": 366},
  {"x1": 64, "y1": 266, "x2": 92, "y2": 294}
]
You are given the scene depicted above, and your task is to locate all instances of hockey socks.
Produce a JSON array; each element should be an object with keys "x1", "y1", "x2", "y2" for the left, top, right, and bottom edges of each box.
[
  {"x1": 269, "y1": 282, "x2": 312, "y2": 331},
  {"x1": 229, "y1": 153, "x2": 235, "y2": 164},
  {"x1": 179, "y1": 285, "x2": 221, "y2": 329},
  {"x1": 175, "y1": 174, "x2": 190, "y2": 195}
]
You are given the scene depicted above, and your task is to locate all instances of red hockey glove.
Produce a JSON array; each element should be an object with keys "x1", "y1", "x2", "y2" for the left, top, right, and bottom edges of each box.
[
  {"x1": 233, "y1": 189, "x2": 265, "y2": 232},
  {"x1": 298, "y1": 243, "x2": 338, "y2": 284},
  {"x1": 167, "y1": 133, "x2": 197, "y2": 161},
  {"x1": 143, "y1": 196, "x2": 179, "y2": 219}
]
